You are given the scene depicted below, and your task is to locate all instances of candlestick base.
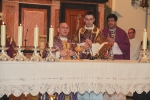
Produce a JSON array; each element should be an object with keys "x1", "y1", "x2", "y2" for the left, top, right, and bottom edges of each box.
[
  {"x1": 138, "y1": 49, "x2": 150, "y2": 63},
  {"x1": 45, "y1": 47, "x2": 58, "y2": 62},
  {"x1": 0, "y1": 46, "x2": 10, "y2": 61},
  {"x1": 14, "y1": 47, "x2": 26, "y2": 61},
  {"x1": 30, "y1": 47, "x2": 43, "y2": 62}
]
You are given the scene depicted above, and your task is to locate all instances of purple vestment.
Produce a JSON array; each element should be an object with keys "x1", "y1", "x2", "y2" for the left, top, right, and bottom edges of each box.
[
  {"x1": 102, "y1": 26, "x2": 130, "y2": 60},
  {"x1": 6, "y1": 39, "x2": 14, "y2": 58},
  {"x1": 42, "y1": 35, "x2": 73, "y2": 58}
]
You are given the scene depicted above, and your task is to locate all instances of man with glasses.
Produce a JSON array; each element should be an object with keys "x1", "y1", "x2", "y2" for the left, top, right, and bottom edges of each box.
[
  {"x1": 128, "y1": 28, "x2": 141, "y2": 60},
  {"x1": 73, "y1": 11, "x2": 106, "y2": 59},
  {"x1": 42, "y1": 22, "x2": 75, "y2": 59},
  {"x1": 73, "y1": 11, "x2": 106, "y2": 100}
]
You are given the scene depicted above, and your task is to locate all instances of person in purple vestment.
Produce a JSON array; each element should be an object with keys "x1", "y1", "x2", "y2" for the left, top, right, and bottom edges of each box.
[
  {"x1": 73, "y1": 11, "x2": 105, "y2": 100},
  {"x1": 73, "y1": 11, "x2": 106, "y2": 59},
  {"x1": 102, "y1": 14, "x2": 130, "y2": 100},
  {"x1": 42, "y1": 22, "x2": 75, "y2": 59},
  {"x1": 42, "y1": 22, "x2": 77, "y2": 100},
  {"x1": 6, "y1": 36, "x2": 16, "y2": 58},
  {"x1": 102, "y1": 14, "x2": 130, "y2": 60}
]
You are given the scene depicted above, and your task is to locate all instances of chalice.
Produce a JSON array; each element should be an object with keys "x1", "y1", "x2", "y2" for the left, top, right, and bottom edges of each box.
[
  {"x1": 66, "y1": 43, "x2": 71, "y2": 60},
  {"x1": 75, "y1": 45, "x2": 84, "y2": 60},
  {"x1": 49, "y1": 94, "x2": 57, "y2": 100}
]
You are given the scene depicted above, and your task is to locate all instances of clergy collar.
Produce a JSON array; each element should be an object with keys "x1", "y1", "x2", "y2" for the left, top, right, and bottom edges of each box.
[
  {"x1": 129, "y1": 38, "x2": 135, "y2": 40},
  {"x1": 84, "y1": 24, "x2": 94, "y2": 30},
  {"x1": 59, "y1": 35, "x2": 68, "y2": 41},
  {"x1": 109, "y1": 28, "x2": 116, "y2": 33}
]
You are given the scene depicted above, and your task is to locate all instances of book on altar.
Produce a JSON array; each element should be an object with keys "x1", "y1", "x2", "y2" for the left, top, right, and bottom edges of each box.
[{"x1": 92, "y1": 42, "x2": 111, "y2": 57}]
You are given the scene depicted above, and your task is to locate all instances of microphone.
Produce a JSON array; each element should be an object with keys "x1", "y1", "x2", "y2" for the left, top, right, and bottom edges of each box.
[{"x1": 24, "y1": 29, "x2": 28, "y2": 48}]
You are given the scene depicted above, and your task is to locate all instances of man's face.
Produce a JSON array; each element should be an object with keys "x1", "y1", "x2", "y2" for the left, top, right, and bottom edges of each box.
[
  {"x1": 58, "y1": 23, "x2": 69, "y2": 37},
  {"x1": 128, "y1": 29, "x2": 135, "y2": 39},
  {"x1": 84, "y1": 15, "x2": 95, "y2": 27},
  {"x1": 107, "y1": 18, "x2": 117, "y2": 29}
]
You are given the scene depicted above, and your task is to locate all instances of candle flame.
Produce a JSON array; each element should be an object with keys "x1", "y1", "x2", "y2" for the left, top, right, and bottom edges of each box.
[
  {"x1": 2, "y1": 22, "x2": 4, "y2": 24},
  {"x1": 144, "y1": 29, "x2": 146, "y2": 32},
  {"x1": 36, "y1": 25, "x2": 38, "y2": 27},
  {"x1": 20, "y1": 24, "x2": 22, "y2": 26},
  {"x1": 51, "y1": 25, "x2": 52, "y2": 28}
]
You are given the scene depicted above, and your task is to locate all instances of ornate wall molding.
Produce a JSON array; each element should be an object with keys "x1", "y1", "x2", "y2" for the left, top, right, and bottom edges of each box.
[
  {"x1": 19, "y1": 3, "x2": 51, "y2": 41},
  {"x1": 60, "y1": 2, "x2": 98, "y2": 26}
]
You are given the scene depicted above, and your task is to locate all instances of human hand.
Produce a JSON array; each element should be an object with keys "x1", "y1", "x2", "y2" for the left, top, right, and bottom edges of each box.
[
  {"x1": 84, "y1": 42, "x2": 90, "y2": 50},
  {"x1": 85, "y1": 39, "x2": 92, "y2": 46},
  {"x1": 60, "y1": 50, "x2": 67, "y2": 57},
  {"x1": 107, "y1": 36, "x2": 114, "y2": 46},
  {"x1": 69, "y1": 50, "x2": 75, "y2": 56}
]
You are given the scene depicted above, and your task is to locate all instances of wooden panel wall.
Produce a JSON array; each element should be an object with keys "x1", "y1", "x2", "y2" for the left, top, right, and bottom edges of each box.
[
  {"x1": 21, "y1": 8, "x2": 47, "y2": 46},
  {"x1": 2, "y1": 2, "x2": 19, "y2": 41}
]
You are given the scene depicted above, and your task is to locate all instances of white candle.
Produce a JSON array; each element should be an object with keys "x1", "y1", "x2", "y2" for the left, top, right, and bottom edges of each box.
[
  {"x1": 1, "y1": 22, "x2": 6, "y2": 46},
  {"x1": 142, "y1": 29, "x2": 147, "y2": 50},
  {"x1": 34, "y1": 25, "x2": 39, "y2": 47},
  {"x1": 49, "y1": 26, "x2": 54, "y2": 47},
  {"x1": 18, "y1": 24, "x2": 23, "y2": 47}
]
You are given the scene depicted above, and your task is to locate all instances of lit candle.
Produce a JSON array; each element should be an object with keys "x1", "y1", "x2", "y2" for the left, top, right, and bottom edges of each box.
[
  {"x1": 1, "y1": 22, "x2": 6, "y2": 46},
  {"x1": 49, "y1": 26, "x2": 54, "y2": 48},
  {"x1": 18, "y1": 24, "x2": 23, "y2": 47},
  {"x1": 34, "y1": 25, "x2": 39, "y2": 47},
  {"x1": 142, "y1": 29, "x2": 147, "y2": 50}
]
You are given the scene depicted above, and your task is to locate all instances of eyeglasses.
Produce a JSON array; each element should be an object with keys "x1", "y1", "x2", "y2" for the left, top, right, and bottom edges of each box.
[
  {"x1": 84, "y1": 18, "x2": 94, "y2": 21},
  {"x1": 128, "y1": 32, "x2": 134, "y2": 34},
  {"x1": 59, "y1": 27, "x2": 69, "y2": 30}
]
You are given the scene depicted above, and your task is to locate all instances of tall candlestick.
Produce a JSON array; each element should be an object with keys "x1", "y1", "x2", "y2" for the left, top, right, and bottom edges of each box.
[
  {"x1": 142, "y1": 29, "x2": 147, "y2": 50},
  {"x1": 18, "y1": 24, "x2": 23, "y2": 47},
  {"x1": 34, "y1": 25, "x2": 39, "y2": 47},
  {"x1": 1, "y1": 22, "x2": 6, "y2": 46},
  {"x1": 49, "y1": 26, "x2": 54, "y2": 48}
]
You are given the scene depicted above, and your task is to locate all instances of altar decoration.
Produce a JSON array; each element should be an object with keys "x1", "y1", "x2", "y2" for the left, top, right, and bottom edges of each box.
[
  {"x1": 30, "y1": 25, "x2": 43, "y2": 61},
  {"x1": 45, "y1": 26, "x2": 58, "y2": 62},
  {"x1": 0, "y1": 22, "x2": 10, "y2": 61},
  {"x1": 14, "y1": 24, "x2": 27, "y2": 61},
  {"x1": 138, "y1": 29, "x2": 150, "y2": 63}
]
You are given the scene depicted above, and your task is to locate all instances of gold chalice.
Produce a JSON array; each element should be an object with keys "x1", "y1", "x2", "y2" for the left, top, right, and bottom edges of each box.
[
  {"x1": 49, "y1": 94, "x2": 57, "y2": 100},
  {"x1": 75, "y1": 45, "x2": 84, "y2": 60},
  {"x1": 65, "y1": 43, "x2": 71, "y2": 60},
  {"x1": 63, "y1": 42, "x2": 71, "y2": 60}
]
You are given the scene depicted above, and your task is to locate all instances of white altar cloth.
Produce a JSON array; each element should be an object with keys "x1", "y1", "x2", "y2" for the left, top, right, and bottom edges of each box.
[{"x1": 0, "y1": 60, "x2": 150, "y2": 97}]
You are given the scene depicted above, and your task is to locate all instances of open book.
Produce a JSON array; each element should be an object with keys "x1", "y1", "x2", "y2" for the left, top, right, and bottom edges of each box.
[{"x1": 92, "y1": 42, "x2": 111, "y2": 58}]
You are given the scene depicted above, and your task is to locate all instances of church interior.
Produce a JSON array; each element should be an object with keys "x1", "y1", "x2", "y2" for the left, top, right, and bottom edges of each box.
[{"x1": 0, "y1": 0, "x2": 150, "y2": 100}]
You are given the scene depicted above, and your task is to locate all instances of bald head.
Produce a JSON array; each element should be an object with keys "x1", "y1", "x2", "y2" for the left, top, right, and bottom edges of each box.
[{"x1": 57, "y1": 22, "x2": 69, "y2": 37}]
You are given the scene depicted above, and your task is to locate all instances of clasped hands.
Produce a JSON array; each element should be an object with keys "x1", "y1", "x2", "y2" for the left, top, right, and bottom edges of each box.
[
  {"x1": 83, "y1": 39, "x2": 92, "y2": 50},
  {"x1": 107, "y1": 36, "x2": 114, "y2": 46},
  {"x1": 60, "y1": 49, "x2": 75, "y2": 57}
]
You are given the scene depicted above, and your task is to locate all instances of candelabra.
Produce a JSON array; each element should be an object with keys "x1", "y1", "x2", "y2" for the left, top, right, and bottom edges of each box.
[
  {"x1": 0, "y1": 46, "x2": 10, "y2": 61},
  {"x1": 30, "y1": 46, "x2": 43, "y2": 61},
  {"x1": 45, "y1": 47, "x2": 58, "y2": 62},
  {"x1": 138, "y1": 49, "x2": 150, "y2": 63},
  {"x1": 14, "y1": 46, "x2": 26, "y2": 61}
]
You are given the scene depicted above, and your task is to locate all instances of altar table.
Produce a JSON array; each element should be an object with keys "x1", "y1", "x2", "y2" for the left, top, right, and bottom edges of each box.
[{"x1": 0, "y1": 60, "x2": 150, "y2": 97}]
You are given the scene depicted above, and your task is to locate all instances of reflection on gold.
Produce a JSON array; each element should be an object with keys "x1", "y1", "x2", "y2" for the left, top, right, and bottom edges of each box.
[
  {"x1": 49, "y1": 94, "x2": 57, "y2": 100},
  {"x1": 75, "y1": 45, "x2": 84, "y2": 60},
  {"x1": 62, "y1": 41, "x2": 71, "y2": 60}
]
